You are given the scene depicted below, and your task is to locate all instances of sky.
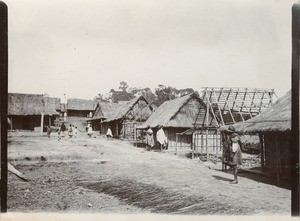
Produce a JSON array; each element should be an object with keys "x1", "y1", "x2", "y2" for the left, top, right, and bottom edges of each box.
[{"x1": 6, "y1": 0, "x2": 294, "y2": 100}]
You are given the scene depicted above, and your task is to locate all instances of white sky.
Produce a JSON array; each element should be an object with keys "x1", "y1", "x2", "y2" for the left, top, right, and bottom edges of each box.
[{"x1": 7, "y1": 0, "x2": 294, "y2": 99}]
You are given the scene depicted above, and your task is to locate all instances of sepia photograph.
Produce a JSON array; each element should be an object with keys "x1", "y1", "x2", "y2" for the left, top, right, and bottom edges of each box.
[{"x1": 0, "y1": 0, "x2": 298, "y2": 220}]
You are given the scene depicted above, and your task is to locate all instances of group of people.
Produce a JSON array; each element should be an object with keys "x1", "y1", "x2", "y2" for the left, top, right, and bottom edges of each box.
[
  {"x1": 145, "y1": 125, "x2": 168, "y2": 151},
  {"x1": 57, "y1": 123, "x2": 78, "y2": 140}
]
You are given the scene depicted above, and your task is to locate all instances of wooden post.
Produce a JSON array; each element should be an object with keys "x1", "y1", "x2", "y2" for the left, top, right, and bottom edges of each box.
[
  {"x1": 10, "y1": 117, "x2": 12, "y2": 131},
  {"x1": 40, "y1": 112, "x2": 44, "y2": 134},
  {"x1": 292, "y1": 4, "x2": 300, "y2": 216},
  {"x1": 259, "y1": 134, "x2": 265, "y2": 172},
  {"x1": 206, "y1": 129, "x2": 208, "y2": 160},
  {"x1": 275, "y1": 135, "x2": 280, "y2": 185},
  {"x1": 175, "y1": 134, "x2": 178, "y2": 155},
  {"x1": 0, "y1": 1, "x2": 8, "y2": 212},
  {"x1": 216, "y1": 132, "x2": 218, "y2": 162},
  {"x1": 116, "y1": 121, "x2": 118, "y2": 136}
]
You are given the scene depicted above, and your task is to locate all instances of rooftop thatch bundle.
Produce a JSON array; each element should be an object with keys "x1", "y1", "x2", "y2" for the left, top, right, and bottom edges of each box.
[
  {"x1": 8, "y1": 93, "x2": 60, "y2": 116},
  {"x1": 102, "y1": 96, "x2": 152, "y2": 122},
  {"x1": 220, "y1": 90, "x2": 291, "y2": 133},
  {"x1": 67, "y1": 98, "x2": 97, "y2": 111},
  {"x1": 137, "y1": 93, "x2": 203, "y2": 129}
]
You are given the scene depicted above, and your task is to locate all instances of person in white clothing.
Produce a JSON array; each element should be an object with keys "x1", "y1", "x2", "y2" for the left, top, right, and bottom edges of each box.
[
  {"x1": 156, "y1": 125, "x2": 168, "y2": 151},
  {"x1": 106, "y1": 126, "x2": 113, "y2": 140}
]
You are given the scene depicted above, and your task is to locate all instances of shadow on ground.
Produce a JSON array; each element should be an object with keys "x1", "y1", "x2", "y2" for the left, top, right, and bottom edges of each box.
[{"x1": 79, "y1": 177, "x2": 254, "y2": 215}]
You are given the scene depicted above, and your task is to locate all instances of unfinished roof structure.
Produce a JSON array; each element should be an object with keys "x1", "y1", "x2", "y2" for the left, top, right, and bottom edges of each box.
[
  {"x1": 220, "y1": 90, "x2": 291, "y2": 133},
  {"x1": 200, "y1": 87, "x2": 277, "y2": 126}
]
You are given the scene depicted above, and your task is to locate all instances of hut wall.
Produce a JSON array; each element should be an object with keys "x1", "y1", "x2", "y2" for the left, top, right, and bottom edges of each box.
[
  {"x1": 101, "y1": 120, "x2": 122, "y2": 137},
  {"x1": 9, "y1": 115, "x2": 41, "y2": 131},
  {"x1": 264, "y1": 132, "x2": 291, "y2": 179},
  {"x1": 91, "y1": 120, "x2": 102, "y2": 131},
  {"x1": 67, "y1": 109, "x2": 93, "y2": 117},
  {"x1": 122, "y1": 120, "x2": 143, "y2": 140},
  {"x1": 165, "y1": 127, "x2": 191, "y2": 148},
  {"x1": 193, "y1": 129, "x2": 222, "y2": 155}
]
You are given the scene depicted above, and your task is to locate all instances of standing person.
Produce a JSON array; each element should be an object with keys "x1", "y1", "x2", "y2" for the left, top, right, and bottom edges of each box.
[
  {"x1": 87, "y1": 125, "x2": 94, "y2": 138},
  {"x1": 156, "y1": 125, "x2": 168, "y2": 151},
  {"x1": 145, "y1": 125, "x2": 154, "y2": 151},
  {"x1": 68, "y1": 124, "x2": 73, "y2": 138},
  {"x1": 60, "y1": 122, "x2": 67, "y2": 140},
  {"x1": 46, "y1": 125, "x2": 51, "y2": 138},
  {"x1": 225, "y1": 130, "x2": 243, "y2": 184},
  {"x1": 74, "y1": 126, "x2": 78, "y2": 138},
  {"x1": 106, "y1": 126, "x2": 113, "y2": 140}
]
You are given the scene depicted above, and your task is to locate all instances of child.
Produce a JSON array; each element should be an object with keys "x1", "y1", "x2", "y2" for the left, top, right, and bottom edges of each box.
[
  {"x1": 68, "y1": 124, "x2": 73, "y2": 138},
  {"x1": 74, "y1": 126, "x2": 78, "y2": 138},
  {"x1": 87, "y1": 125, "x2": 93, "y2": 138}
]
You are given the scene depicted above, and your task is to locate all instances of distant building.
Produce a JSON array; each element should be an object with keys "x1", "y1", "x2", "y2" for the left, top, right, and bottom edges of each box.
[
  {"x1": 8, "y1": 93, "x2": 60, "y2": 131},
  {"x1": 66, "y1": 98, "x2": 97, "y2": 117}
]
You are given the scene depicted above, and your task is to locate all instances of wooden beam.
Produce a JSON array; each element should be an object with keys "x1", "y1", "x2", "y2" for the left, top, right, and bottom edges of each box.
[{"x1": 0, "y1": 2, "x2": 8, "y2": 212}]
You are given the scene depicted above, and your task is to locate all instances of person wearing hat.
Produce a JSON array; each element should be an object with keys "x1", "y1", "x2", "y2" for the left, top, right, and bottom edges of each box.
[
  {"x1": 145, "y1": 125, "x2": 154, "y2": 151},
  {"x1": 227, "y1": 132, "x2": 243, "y2": 184}
]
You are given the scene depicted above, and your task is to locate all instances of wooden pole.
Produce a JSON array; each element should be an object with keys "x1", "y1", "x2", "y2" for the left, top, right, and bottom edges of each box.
[
  {"x1": 40, "y1": 112, "x2": 44, "y2": 134},
  {"x1": 175, "y1": 134, "x2": 178, "y2": 155},
  {"x1": 275, "y1": 135, "x2": 280, "y2": 185},
  {"x1": 206, "y1": 129, "x2": 208, "y2": 160},
  {"x1": 259, "y1": 134, "x2": 265, "y2": 172},
  {"x1": 292, "y1": 4, "x2": 300, "y2": 216},
  {"x1": 0, "y1": 1, "x2": 8, "y2": 212}
]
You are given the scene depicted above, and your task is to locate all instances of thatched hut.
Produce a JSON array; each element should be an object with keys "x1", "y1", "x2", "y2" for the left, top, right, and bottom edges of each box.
[
  {"x1": 66, "y1": 98, "x2": 97, "y2": 117},
  {"x1": 137, "y1": 93, "x2": 218, "y2": 150},
  {"x1": 220, "y1": 90, "x2": 291, "y2": 181},
  {"x1": 94, "y1": 96, "x2": 153, "y2": 140},
  {"x1": 8, "y1": 93, "x2": 60, "y2": 131}
]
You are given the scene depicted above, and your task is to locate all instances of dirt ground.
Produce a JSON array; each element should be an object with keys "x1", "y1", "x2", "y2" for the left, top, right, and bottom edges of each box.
[{"x1": 6, "y1": 130, "x2": 291, "y2": 215}]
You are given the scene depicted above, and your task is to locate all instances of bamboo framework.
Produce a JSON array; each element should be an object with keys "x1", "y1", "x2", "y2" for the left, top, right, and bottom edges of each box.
[{"x1": 201, "y1": 87, "x2": 277, "y2": 126}]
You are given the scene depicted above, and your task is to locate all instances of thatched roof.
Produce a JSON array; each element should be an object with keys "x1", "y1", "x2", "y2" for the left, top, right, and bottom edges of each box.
[
  {"x1": 102, "y1": 96, "x2": 152, "y2": 122},
  {"x1": 91, "y1": 103, "x2": 106, "y2": 121},
  {"x1": 8, "y1": 93, "x2": 60, "y2": 116},
  {"x1": 220, "y1": 90, "x2": 291, "y2": 133},
  {"x1": 67, "y1": 98, "x2": 97, "y2": 111},
  {"x1": 137, "y1": 93, "x2": 204, "y2": 129},
  {"x1": 44, "y1": 97, "x2": 61, "y2": 110}
]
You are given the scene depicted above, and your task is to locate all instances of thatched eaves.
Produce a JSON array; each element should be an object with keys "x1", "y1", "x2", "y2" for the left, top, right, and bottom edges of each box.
[
  {"x1": 220, "y1": 90, "x2": 291, "y2": 133},
  {"x1": 102, "y1": 96, "x2": 152, "y2": 123},
  {"x1": 8, "y1": 93, "x2": 60, "y2": 116},
  {"x1": 137, "y1": 93, "x2": 203, "y2": 129},
  {"x1": 67, "y1": 98, "x2": 97, "y2": 111}
]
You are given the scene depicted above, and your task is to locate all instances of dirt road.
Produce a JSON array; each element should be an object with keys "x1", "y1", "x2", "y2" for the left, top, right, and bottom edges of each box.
[{"x1": 7, "y1": 131, "x2": 291, "y2": 215}]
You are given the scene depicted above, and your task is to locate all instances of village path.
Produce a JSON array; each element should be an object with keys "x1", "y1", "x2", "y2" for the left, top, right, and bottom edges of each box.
[{"x1": 7, "y1": 131, "x2": 290, "y2": 215}]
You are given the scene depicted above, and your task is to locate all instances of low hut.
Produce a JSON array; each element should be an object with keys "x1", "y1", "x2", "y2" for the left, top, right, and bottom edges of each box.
[
  {"x1": 220, "y1": 90, "x2": 291, "y2": 181},
  {"x1": 8, "y1": 93, "x2": 60, "y2": 131},
  {"x1": 66, "y1": 98, "x2": 97, "y2": 117},
  {"x1": 96, "y1": 96, "x2": 153, "y2": 140},
  {"x1": 137, "y1": 93, "x2": 218, "y2": 150}
]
